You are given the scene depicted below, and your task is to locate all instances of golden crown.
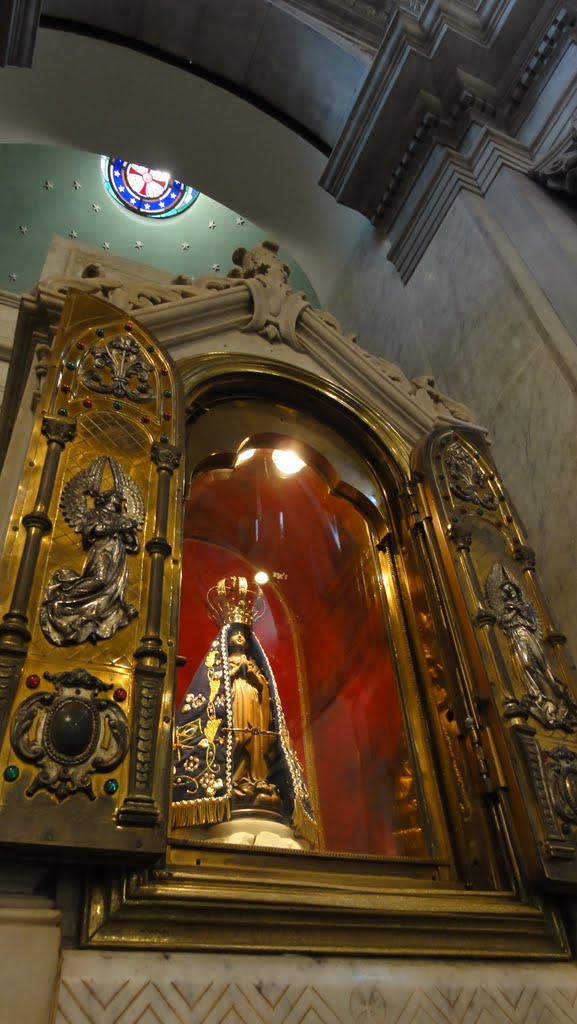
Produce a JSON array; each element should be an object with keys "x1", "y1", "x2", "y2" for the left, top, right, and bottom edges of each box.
[{"x1": 206, "y1": 575, "x2": 265, "y2": 626}]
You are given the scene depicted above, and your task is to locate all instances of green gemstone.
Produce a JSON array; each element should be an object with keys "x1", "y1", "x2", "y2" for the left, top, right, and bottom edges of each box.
[
  {"x1": 160, "y1": 434, "x2": 169, "y2": 443},
  {"x1": 104, "y1": 778, "x2": 119, "y2": 795},
  {"x1": 4, "y1": 765, "x2": 19, "y2": 782},
  {"x1": 562, "y1": 822, "x2": 572, "y2": 835},
  {"x1": 58, "y1": 408, "x2": 68, "y2": 416},
  {"x1": 163, "y1": 389, "x2": 172, "y2": 398},
  {"x1": 147, "y1": 344, "x2": 154, "y2": 352},
  {"x1": 96, "y1": 328, "x2": 105, "y2": 337},
  {"x1": 66, "y1": 361, "x2": 76, "y2": 370},
  {"x1": 113, "y1": 401, "x2": 122, "y2": 410}
]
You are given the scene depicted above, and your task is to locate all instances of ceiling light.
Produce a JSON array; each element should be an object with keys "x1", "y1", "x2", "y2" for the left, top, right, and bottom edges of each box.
[
  {"x1": 272, "y1": 449, "x2": 305, "y2": 475},
  {"x1": 236, "y1": 447, "x2": 256, "y2": 465}
]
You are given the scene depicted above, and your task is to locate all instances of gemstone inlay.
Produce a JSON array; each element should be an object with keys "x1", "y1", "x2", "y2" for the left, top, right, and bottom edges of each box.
[{"x1": 48, "y1": 700, "x2": 94, "y2": 759}]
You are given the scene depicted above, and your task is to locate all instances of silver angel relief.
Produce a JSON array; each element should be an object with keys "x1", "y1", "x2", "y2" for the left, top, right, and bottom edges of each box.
[
  {"x1": 40, "y1": 456, "x2": 145, "y2": 646},
  {"x1": 485, "y1": 563, "x2": 577, "y2": 732}
]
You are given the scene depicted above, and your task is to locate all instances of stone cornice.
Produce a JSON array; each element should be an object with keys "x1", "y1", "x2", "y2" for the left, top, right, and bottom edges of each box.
[
  {"x1": 270, "y1": 0, "x2": 395, "y2": 52},
  {"x1": 297, "y1": 306, "x2": 480, "y2": 441},
  {"x1": 0, "y1": 242, "x2": 479, "y2": 479},
  {"x1": 321, "y1": 0, "x2": 573, "y2": 222}
]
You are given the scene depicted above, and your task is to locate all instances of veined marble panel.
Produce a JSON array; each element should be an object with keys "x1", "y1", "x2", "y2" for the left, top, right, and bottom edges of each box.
[
  {"x1": 328, "y1": 196, "x2": 542, "y2": 424},
  {"x1": 55, "y1": 950, "x2": 577, "y2": 1024},
  {"x1": 327, "y1": 190, "x2": 577, "y2": 643},
  {"x1": 490, "y1": 341, "x2": 577, "y2": 649}
]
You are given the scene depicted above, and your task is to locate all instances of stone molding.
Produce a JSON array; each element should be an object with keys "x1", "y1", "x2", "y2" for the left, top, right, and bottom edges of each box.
[
  {"x1": 321, "y1": 1, "x2": 573, "y2": 223},
  {"x1": 0, "y1": 289, "x2": 21, "y2": 310},
  {"x1": 270, "y1": 0, "x2": 397, "y2": 52},
  {"x1": 0, "y1": 907, "x2": 60, "y2": 925}
]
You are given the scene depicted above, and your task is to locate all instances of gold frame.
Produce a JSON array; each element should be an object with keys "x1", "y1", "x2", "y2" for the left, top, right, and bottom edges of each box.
[{"x1": 82, "y1": 354, "x2": 571, "y2": 957}]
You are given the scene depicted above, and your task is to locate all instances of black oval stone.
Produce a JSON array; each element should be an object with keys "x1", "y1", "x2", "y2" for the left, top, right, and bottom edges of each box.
[{"x1": 48, "y1": 700, "x2": 94, "y2": 758}]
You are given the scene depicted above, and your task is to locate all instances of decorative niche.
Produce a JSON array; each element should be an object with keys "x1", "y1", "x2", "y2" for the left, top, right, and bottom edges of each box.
[{"x1": 0, "y1": 243, "x2": 575, "y2": 957}]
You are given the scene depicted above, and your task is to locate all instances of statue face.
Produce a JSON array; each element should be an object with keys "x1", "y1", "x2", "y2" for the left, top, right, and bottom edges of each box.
[
  {"x1": 95, "y1": 490, "x2": 123, "y2": 513},
  {"x1": 229, "y1": 629, "x2": 247, "y2": 648},
  {"x1": 500, "y1": 582, "x2": 520, "y2": 603}
]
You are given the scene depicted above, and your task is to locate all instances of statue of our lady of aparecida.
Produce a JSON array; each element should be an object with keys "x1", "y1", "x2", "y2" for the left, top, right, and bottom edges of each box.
[{"x1": 172, "y1": 575, "x2": 318, "y2": 849}]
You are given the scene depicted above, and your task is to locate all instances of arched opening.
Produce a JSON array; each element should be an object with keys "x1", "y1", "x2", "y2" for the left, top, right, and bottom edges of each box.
[{"x1": 171, "y1": 374, "x2": 437, "y2": 863}]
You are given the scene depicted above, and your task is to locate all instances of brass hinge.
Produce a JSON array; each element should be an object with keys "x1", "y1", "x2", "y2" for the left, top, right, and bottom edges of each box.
[{"x1": 464, "y1": 718, "x2": 507, "y2": 795}]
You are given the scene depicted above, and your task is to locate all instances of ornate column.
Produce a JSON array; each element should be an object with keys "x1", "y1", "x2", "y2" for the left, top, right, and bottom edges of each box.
[{"x1": 119, "y1": 441, "x2": 182, "y2": 826}]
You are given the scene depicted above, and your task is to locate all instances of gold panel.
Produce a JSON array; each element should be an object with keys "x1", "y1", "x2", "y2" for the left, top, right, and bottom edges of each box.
[
  {"x1": 0, "y1": 290, "x2": 184, "y2": 857},
  {"x1": 413, "y1": 426, "x2": 577, "y2": 890}
]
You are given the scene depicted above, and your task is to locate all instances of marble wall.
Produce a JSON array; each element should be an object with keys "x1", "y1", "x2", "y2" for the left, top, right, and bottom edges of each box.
[
  {"x1": 327, "y1": 187, "x2": 577, "y2": 646},
  {"x1": 54, "y1": 949, "x2": 577, "y2": 1024}
]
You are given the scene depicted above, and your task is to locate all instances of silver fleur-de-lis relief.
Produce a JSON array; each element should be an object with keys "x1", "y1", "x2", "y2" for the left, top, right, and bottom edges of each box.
[
  {"x1": 81, "y1": 334, "x2": 155, "y2": 402},
  {"x1": 444, "y1": 441, "x2": 498, "y2": 510}
]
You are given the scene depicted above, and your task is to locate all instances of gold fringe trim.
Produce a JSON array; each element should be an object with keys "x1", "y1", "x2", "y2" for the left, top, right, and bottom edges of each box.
[
  {"x1": 172, "y1": 797, "x2": 231, "y2": 830},
  {"x1": 293, "y1": 800, "x2": 319, "y2": 849}
]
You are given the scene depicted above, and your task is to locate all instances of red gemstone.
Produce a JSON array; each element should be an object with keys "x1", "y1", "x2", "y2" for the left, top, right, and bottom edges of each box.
[
  {"x1": 83, "y1": 398, "x2": 93, "y2": 408},
  {"x1": 125, "y1": 322, "x2": 133, "y2": 331},
  {"x1": 141, "y1": 415, "x2": 150, "y2": 424},
  {"x1": 76, "y1": 341, "x2": 85, "y2": 349},
  {"x1": 61, "y1": 383, "x2": 70, "y2": 393},
  {"x1": 26, "y1": 674, "x2": 40, "y2": 689},
  {"x1": 113, "y1": 687, "x2": 127, "y2": 703},
  {"x1": 161, "y1": 368, "x2": 168, "y2": 377},
  {"x1": 163, "y1": 412, "x2": 171, "y2": 421}
]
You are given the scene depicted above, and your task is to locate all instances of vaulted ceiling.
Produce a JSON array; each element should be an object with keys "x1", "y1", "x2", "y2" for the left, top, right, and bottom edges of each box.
[{"x1": 40, "y1": 0, "x2": 392, "y2": 149}]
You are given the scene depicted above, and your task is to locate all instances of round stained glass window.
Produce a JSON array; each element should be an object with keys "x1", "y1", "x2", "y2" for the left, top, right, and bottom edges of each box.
[{"x1": 101, "y1": 156, "x2": 200, "y2": 218}]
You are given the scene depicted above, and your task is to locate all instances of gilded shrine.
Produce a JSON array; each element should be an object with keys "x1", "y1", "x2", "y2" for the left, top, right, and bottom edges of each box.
[{"x1": 0, "y1": 242, "x2": 576, "y2": 960}]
